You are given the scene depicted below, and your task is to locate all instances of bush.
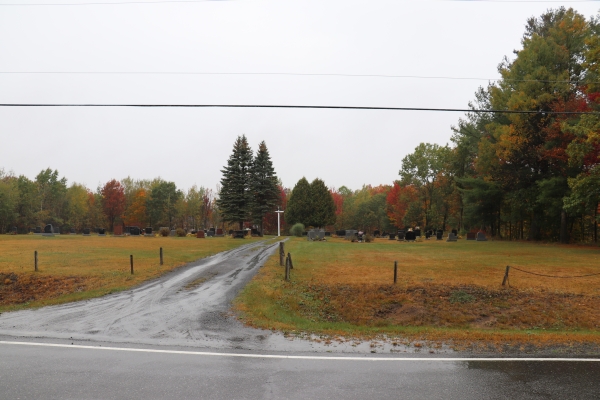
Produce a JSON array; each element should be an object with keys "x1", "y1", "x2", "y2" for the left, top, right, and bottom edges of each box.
[
  {"x1": 289, "y1": 223, "x2": 305, "y2": 237},
  {"x1": 159, "y1": 227, "x2": 170, "y2": 237},
  {"x1": 365, "y1": 234, "x2": 374, "y2": 243},
  {"x1": 176, "y1": 228, "x2": 186, "y2": 237}
]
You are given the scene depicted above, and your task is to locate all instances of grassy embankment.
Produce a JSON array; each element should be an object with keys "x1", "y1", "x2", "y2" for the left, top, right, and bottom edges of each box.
[
  {"x1": 234, "y1": 237, "x2": 600, "y2": 347},
  {"x1": 0, "y1": 234, "x2": 264, "y2": 312}
]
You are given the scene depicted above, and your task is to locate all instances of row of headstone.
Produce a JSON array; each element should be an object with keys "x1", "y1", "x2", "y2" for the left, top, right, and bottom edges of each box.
[
  {"x1": 344, "y1": 230, "x2": 357, "y2": 240},
  {"x1": 307, "y1": 229, "x2": 325, "y2": 241}
]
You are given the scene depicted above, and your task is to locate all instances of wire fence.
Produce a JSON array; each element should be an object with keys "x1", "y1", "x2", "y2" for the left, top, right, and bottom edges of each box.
[{"x1": 509, "y1": 266, "x2": 600, "y2": 279}]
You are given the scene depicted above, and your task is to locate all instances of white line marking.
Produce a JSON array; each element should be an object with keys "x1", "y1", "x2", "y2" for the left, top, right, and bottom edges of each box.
[{"x1": 1, "y1": 341, "x2": 599, "y2": 361}]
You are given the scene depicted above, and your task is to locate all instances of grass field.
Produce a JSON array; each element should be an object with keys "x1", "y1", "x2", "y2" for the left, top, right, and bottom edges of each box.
[
  {"x1": 234, "y1": 237, "x2": 600, "y2": 347},
  {"x1": 0, "y1": 234, "x2": 263, "y2": 312}
]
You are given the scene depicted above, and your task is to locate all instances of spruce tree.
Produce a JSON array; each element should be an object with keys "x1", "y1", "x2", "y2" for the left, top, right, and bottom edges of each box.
[
  {"x1": 250, "y1": 141, "x2": 279, "y2": 235},
  {"x1": 285, "y1": 177, "x2": 312, "y2": 227},
  {"x1": 217, "y1": 135, "x2": 253, "y2": 230},
  {"x1": 309, "y1": 178, "x2": 336, "y2": 228}
]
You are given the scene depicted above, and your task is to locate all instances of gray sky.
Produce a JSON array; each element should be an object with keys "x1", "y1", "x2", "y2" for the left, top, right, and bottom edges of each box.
[{"x1": 1, "y1": 0, "x2": 599, "y2": 192}]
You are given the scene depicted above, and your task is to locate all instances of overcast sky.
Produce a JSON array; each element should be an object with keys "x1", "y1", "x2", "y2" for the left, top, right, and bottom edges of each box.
[{"x1": 1, "y1": 0, "x2": 599, "y2": 193}]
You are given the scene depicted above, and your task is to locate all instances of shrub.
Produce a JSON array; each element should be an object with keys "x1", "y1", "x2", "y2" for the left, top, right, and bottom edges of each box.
[
  {"x1": 159, "y1": 227, "x2": 170, "y2": 237},
  {"x1": 289, "y1": 223, "x2": 305, "y2": 237},
  {"x1": 365, "y1": 234, "x2": 374, "y2": 243},
  {"x1": 176, "y1": 228, "x2": 186, "y2": 237}
]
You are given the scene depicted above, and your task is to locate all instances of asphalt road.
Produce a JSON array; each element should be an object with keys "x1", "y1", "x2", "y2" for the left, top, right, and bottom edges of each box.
[{"x1": 1, "y1": 239, "x2": 599, "y2": 399}]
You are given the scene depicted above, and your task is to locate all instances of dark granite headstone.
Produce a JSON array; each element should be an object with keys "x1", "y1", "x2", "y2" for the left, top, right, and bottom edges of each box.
[
  {"x1": 35, "y1": 226, "x2": 42, "y2": 234},
  {"x1": 44, "y1": 224, "x2": 53, "y2": 234},
  {"x1": 228, "y1": 229, "x2": 234, "y2": 235},
  {"x1": 145, "y1": 227, "x2": 153, "y2": 235},
  {"x1": 251, "y1": 228, "x2": 259, "y2": 236},
  {"x1": 207, "y1": 230, "x2": 215, "y2": 237},
  {"x1": 233, "y1": 230, "x2": 245, "y2": 239},
  {"x1": 425, "y1": 231, "x2": 431, "y2": 239},
  {"x1": 405, "y1": 231, "x2": 416, "y2": 241},
  {"x1": 373, "y1": 230, "x2": 380, "y2": 237},
  {"x1": 209, "y1": 227, "x2": 215, "y2": 233},
  {"x1": 389, "y1": 233, "x2": 396, "y2": 240},
  {"x1": 436, "y1": 230, "x2": 443, "y2": 240},
  {"x1": 11, "y1": 226, "x2": 17, "y2": 234},
  {"x1": 476, "y1": 232, "x2": 488, "y2": 241},
  {"x1": 414, "y1": 229, "x2": 421, "y2": 237},
  {"x1": 336, "y1": 230, "x2": 346, "y2": 237},
  {"x1": 452, "y1": 229, "x2": 458, "y2": 236},
  {"x1": 83, "y1": 228, "x2": 91, "y2": 235},
  {"x1": 130, "y1": 226, "x2": 141, "y2": 236},
  {"x1": 325, "y1": 231, "x2": 331, "y2": 237},
  {"x1": 70, "y1": 228, "x2": 76, "y2": 234},
  {"x1": 98, "y1": 228, "x2": 106, "y2": 236},
  {"x1": 397, "y1": 230, "x2": 406, "y2": 241}
]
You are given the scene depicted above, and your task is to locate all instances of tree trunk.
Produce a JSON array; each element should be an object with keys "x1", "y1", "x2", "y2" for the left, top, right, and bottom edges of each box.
[{"x1": 559, "y1": 209, "x2": 568, "y2": 244}]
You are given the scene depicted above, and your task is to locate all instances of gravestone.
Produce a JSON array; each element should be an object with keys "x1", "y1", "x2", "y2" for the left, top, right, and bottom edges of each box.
[
  {"x1": 466, "y1": 232, "x2": 476, "y2": 241},
  {"x1": 145, "y1": 227, "x2": 153, "y2": 236},
  {"x1": 83, "y1": 228, "x2": 91, "y2": 236},
  {"x1": 336, "y1": 230, "x2": 346, "y2": 237},
  {"x1": 207, "y1": 230, "x2": 215, "y2": 237},
  {"x1": 405, "y1": 231, "x2": 416, "y2": 241},
  {"x1": 197, "y1": 230, "x2": 205, "y2": 238},
  {"x1": 70, "y1": 228, "x2": 76, "y2": 235},
  {"x1": 251, "y1": 228, "x2": 259, "y2": 236},
  {"x1": 307, "y1": 230, "x2": 317, "y2": 241},
  {"x1": 216, "y1": 228, "x2": 224, "y2": 237},
  {"x1": 476, "y1": 232, "x2": 488, "y2": 241},
  {"x1": 228, "y1": 229, "x2": 234, "y2": 235},
  {"x1": 209, "y1": 228, "x2": 216, "y2": 233},
  {"x1": 302, "y1": 231, "x2": 308, "y2": 236},
  {"x1": 446, "y1": 233, "x2": 458, "y2": 242},
  {"x1": 436, "y1": 230, "x2": 443, "y2": 240},
  {"x1": 114, "y1": 225, "x2": 123, "y2": 236},
  {"x1": 233, "y1": 230, "x2": 245, "y2": 239},
  {"x1": 11, "y1": 226, "x2": 17, "y2": 235},
  {"x1": 44, "y1": 224, "x2": 54, "y2": 234},
  {"x1": 130, "y1": 226, "x2": 141, "y2": 236},
  {"x1": 325, "y1": 231, "x2": 331, "y2": 237},
  {"x1": 35, "y1": 226, "x2": 42, "y2": 234},
  {"x1": 373, "y1": 230, "x2": 380, "y2": 237},
  {"x1": 345, "y1": 230, "x2": 357, "y2": 240},
  {"x1": 318, "y1": 230, "x2": 325, "y2": 240},
  {"x1": 414, "y1": 229, "x2": 421, "y2": 237},
  {"x1": 452, "y1": 229, "x2": 458, "y2": 236},
  {"x1": 98, "y1": 228, "x2": 106, "y2": 236},
  {"x1": 397, "y1": 230, "x2": 406, "y2": 241},
  {"x1": 170, "y1": 229, "x2": 176, "y2": 237},
  {"x1": 425, "y1": 231, "x2": 431, "y2": 239},
  {"x1": 389, "y1": 233, "x2": 396, "y2": 240},
  {"x1": 54, "y1": 226, "x2": 60, "y2": 234}
]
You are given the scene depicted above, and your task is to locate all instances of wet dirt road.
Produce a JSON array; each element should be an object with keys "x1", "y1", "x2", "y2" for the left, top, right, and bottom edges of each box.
[{"x1": 0, "y1": 240, "x2": 288, "y2": 350}]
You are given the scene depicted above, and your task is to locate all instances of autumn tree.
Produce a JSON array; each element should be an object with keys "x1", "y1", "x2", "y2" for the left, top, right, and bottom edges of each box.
[
  {"x1": 123, "y1": 188, "x2": 148, "y2": 227},
  {"x1": 100, "y1": 179, "x2": 126, "y2": 232}
]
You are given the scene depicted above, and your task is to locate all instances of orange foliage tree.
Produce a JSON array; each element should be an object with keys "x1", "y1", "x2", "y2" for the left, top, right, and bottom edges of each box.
[
  {"x1": 386, "y1": 183, "x2": 418, "y2": 228},
  {"x1": 101, "y1": 179, "x2": 126, "y2": 232},
  {"x1": 123, "y1": 188, "x2": 147, "y2": 227}
]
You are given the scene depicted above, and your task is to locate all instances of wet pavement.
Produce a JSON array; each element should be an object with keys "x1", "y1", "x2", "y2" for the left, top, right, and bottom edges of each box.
[{"x1": 0, "y1": 239, "x2": 599, "y2": 398}]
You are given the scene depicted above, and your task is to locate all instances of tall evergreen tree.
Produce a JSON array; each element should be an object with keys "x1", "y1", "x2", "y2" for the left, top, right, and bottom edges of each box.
[
  {"x1": 309, "y1": 178, "x2": 336, "y2": 228},
  {"x1": 250, "y1": 141, "x2": 279, "y2": 235},
  {"x1": 217, "y1": 135, "x2": 254, "y2": 230},
  {"x1": 285, "y1": 177, "x2": 312, "y2": 227}
]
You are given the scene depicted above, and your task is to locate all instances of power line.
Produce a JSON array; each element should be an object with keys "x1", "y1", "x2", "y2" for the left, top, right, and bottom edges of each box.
[
  {"x1": 0, "y1": 71, "x2": 593, "y2": 84},
  {"x1": 0, "y1": 0, "x2": 596, "y2": 5},
  {"x1": 0, "y1": 103, "x2": 597, "y2": 114}
]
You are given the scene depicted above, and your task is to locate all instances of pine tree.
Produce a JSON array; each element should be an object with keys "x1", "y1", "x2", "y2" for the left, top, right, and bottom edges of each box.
[
  {"x1": 309, "y1": 178, "x2": 336, "y2": 228},
  {"x1": 250, "y1": 141, "x2": 279, "y2": 235},
  {"x1": 285, "y1": 177, "x2": 312, "y2": 227},
  {"x1": 217, "y1": 135, "x2": 253, "y2": 230}
]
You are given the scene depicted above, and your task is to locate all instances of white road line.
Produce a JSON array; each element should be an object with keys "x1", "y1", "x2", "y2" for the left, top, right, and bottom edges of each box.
[{"x1": 1, "y1": 341, "x2": 599, "y2": 361}]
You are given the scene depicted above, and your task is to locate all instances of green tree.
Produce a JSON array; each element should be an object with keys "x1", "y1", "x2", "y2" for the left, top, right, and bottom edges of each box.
[
  {"x1": 250, "y1": 141, "x2": 279, "y2": 234},
  {"x1": 309, "y1": 178, "x2": 336, "y2": 228},
  {"x1": 146, "y1": 180, "x2": 181, "y2": 228},
  {"x1": 65, "y1": 183, "x2": 90, "y2": 231},
  {"x1": 285, "y1": 177, "x2": 312, "y2": 227},
  {"x1": 217, "y1": 135, "x2": 254, "y2": 230}
]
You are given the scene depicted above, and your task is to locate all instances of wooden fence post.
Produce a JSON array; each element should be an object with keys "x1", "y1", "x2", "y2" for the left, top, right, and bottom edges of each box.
[
  {"x1": 279, "y1": 242, "x2": 285, "y2": 266},
  {"x1": 502, "y1": 265, "x2": 510, "y2": 287},
  {"x1": 34, "y1": 251, "x2": 38, "y2": 272},
  {"x1": 160, "y1": 247, "x2": 163, "y2": 266},
  {"x1": 394, "y1": 260, "x2": 397, "y2": 284},
  {"x1": 285, "y1": 255, "x2": 290, "y2": 281},
  {"x1": 130, "y1": 255, "x2": 134, "y2": 275},
  {"x1": 288, "y1": 252, "x2": 294, "y2": 269}
]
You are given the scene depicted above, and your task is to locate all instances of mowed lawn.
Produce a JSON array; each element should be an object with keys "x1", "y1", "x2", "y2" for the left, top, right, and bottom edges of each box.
[
  {"x1": 234, "y1": 237, "x2": 600, "y2": 345},
  {"x1": 0, "y1": 234, "x2": 263, "y2": 312}
]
